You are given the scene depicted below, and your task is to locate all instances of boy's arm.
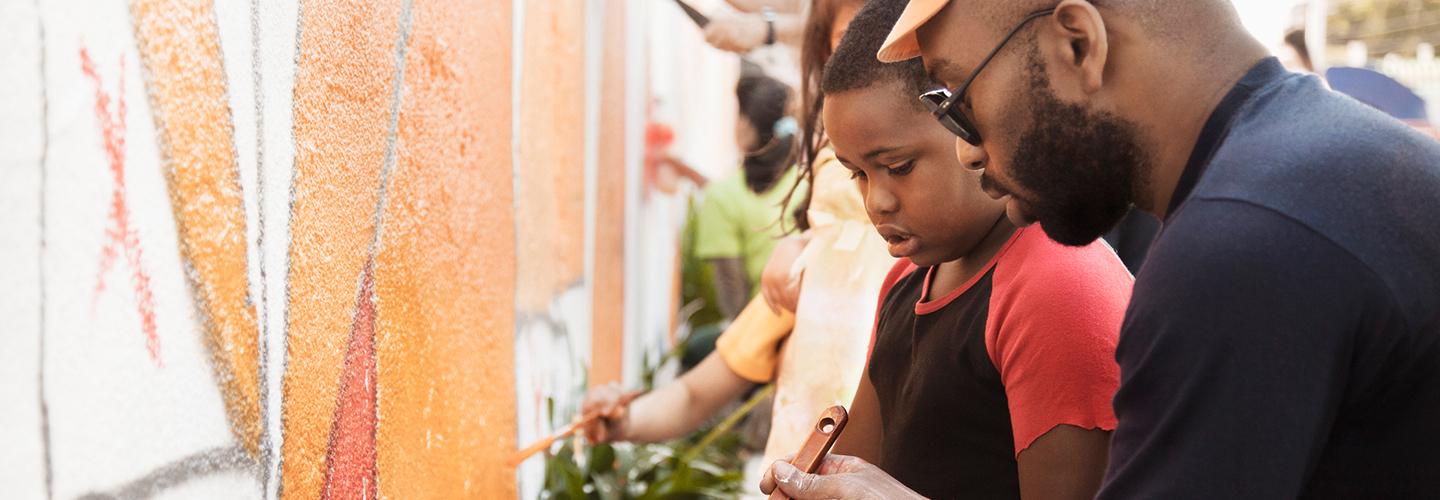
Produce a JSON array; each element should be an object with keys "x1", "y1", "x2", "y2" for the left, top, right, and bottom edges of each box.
[
  {"x1": 1017, "y1": 426, "x2": 1110, "y2": 500},
  {"x1": 987, "y1": 229, "x2": 1132, "y2": 500},
  {"x1": 830, "y1": 365, "x2": 882, "y2": 463},
  {"x1": 830, "y1": 257, "x2": 915, "y2": 463}
]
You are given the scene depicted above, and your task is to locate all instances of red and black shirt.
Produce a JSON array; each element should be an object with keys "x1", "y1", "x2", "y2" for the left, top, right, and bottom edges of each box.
[{"x1": 869, "y1": 226, "x2": 1133, "y2": 498}]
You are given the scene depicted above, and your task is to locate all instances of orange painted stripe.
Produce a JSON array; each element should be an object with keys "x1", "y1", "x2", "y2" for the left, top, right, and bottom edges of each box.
[
  {"x1": 281, "y1": 0, "x2": 405, "y2": 498},
  {"x1": 129, "y1": 0, "x2": 262, "y2": 458},
  {"x1": 372, "y1": 0, "x2": 517, "y2": 497},
  {"x1": 515, "y1": 0, "x2": 588, "y2": 313},
  {"x1": 591, "y1": 0, "x2": 628, "y2": 386}
]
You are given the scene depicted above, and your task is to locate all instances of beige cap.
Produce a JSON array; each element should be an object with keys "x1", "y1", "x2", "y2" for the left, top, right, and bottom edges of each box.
[{"x1": 877, "y1": 0, "x2": 952, "y2": 62}]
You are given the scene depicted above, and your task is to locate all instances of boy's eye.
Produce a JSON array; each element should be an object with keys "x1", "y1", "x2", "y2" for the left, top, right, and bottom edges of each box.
[
  {"x1": 849, "y1": 169, "x2": 866, "y2": 180},
  {"x1": 887, "y1": 161, "x2": 915, "y2": 176}
]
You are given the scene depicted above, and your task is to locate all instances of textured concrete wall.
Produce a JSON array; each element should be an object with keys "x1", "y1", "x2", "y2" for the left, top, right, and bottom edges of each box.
[{"x1": 0, "y1": 0, "x2": 648, "y2": 498}]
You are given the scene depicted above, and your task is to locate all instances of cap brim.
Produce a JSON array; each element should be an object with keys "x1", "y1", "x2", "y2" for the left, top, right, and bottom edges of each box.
[{"x1": 877, "y1": 0, "x2": 950, "y2": 62}]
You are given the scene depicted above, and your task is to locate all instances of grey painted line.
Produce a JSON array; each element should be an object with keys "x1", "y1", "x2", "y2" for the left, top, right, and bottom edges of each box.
[
  {"x1": 35, "y1": 0, "x2": 53, "y2": 496},
  {"x1": 369, "y1": 0, "x2": 412, "y2": 253},
  {"x1": 360, "y1": 1, "x2": 413, "y2": 495},
  {"x1": 249, "y1": 0, "x2": 273, "y2": 495},
  {"x1": 73, "y1": 446, "x2": 260, "y2": 500},
  {"x1": 314, "y1": 0, "x2": 416, "y2": 495}
]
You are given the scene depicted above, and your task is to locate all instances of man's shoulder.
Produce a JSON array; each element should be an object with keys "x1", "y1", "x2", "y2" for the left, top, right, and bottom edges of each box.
[
  {"x1": 1205, "y1": 75, "x2": 1440, "y2": 196},
  {"x1": 1145, "y1": 194, "x2": 1436, "y2": 332},
  {"x1": 1176, "y1": 80, "x2": 1440, "y2": 322}
]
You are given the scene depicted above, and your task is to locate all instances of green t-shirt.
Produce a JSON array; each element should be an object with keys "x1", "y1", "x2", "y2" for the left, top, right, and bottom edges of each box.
[{"x1": 693, "y1": 167, "x2": 807, "y2": 295}]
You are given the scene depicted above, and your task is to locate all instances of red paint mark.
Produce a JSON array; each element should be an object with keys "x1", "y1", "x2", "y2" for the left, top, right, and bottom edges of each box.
[
  {"x1": 82, "y1": 46, "x2": 161, "y2": 364},
  {"x1": 322, "y1": 261, "x2": 378, "y2": 500}
]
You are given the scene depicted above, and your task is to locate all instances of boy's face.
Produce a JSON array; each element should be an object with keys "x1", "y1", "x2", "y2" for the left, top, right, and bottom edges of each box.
[{"x1": 825, "y1": 82, "x2": 1007, "y2": 267}]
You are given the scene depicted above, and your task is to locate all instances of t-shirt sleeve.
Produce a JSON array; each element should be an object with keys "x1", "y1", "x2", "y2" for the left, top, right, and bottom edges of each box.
[
  {"x1": 869, "y1": 258, "x2": 918, "y2": 358},
  {"x1": 987, "y1": 228, "x2": 1132, "y2": 456},
  {"x1": 714, "y1": 294, "x2": 797, "y2": 383},
  {"x1": 693, "y1": 182, "x2": 743, "y2": 259},
  {"x1": 1098, "y1": 199, "x2": 1379, "y2": 499}
]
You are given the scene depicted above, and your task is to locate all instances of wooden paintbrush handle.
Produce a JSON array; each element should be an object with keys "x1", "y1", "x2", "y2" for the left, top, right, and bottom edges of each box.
[
  {"x1": 508, "y1": 389, "x2": 647, "y2": 466},
  {"x1": 769, "y1": 405, "x2": 849, "y2": 500}
]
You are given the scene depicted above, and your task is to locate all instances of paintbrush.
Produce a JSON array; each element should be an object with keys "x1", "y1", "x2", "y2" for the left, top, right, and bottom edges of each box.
[
  {"x1": 509, "y1": 389, "x2": 645, "y2": 466},
  {"x1": 673, "y1": 0, "x2": 710, "y2": 28}
]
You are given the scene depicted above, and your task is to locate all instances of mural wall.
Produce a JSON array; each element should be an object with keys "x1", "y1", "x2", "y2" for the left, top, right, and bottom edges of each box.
[{"x1": 0, "y1": 0, "x2": 713, "y2": 498}]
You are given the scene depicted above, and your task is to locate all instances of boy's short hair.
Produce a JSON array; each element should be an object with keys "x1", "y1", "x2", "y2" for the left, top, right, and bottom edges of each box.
[{"x1": 821, "y1": 0, "x2": 936, "y2": 102}]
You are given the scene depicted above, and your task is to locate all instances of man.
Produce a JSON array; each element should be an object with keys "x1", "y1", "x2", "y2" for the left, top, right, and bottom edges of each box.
[{"x1": 762, "y1": 0, "x2": 1440, "y2": 498}]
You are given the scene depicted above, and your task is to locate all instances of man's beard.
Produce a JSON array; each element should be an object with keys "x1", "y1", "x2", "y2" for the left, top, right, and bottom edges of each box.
[{"x1": 1005, "y1": 48, "x2": 1149, "y2": 246}]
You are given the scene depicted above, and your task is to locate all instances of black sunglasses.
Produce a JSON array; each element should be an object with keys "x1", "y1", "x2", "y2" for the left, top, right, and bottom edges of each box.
[{"x1": 919, "y1": 8, "x2": 1056, "y2": 146}]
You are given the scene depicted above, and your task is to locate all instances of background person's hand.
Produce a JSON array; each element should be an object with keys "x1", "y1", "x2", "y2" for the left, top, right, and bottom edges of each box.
[
  {"x1": 760, "y1": 235, "x2": 807, "y2": 314},
  {"x1": 760, "y1": 454, "x2": 926, "y2": 500},
  {"x1": 579, "y1": 383, "x2": 632, "y2": 443},
  {"x1": 702, "y1": 14, "x2": 768, "y2": 53},
  {"x1": 722, "y1": 0, "x2": 801, "y2": 13}
]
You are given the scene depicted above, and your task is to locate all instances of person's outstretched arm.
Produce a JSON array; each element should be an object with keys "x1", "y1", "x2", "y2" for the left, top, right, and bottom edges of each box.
[
  {"x1": 583, "y1": 351, "x2": 754, "y2": 444},
  {"x1": 702, "y1": 12, "x2": 805, "y2": 53}
]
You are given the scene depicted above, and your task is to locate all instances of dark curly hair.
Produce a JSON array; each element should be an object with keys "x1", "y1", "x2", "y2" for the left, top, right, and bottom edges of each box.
[
  {"x1": 821, "y1": 0, "x2": 935, "y2": 101},
  {"x1": 736, "y1": 72, "x2": 795, "y2": 194}
]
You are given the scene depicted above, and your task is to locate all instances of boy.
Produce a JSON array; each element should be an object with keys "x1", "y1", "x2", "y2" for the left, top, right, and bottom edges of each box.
[{"x1": 766, "y1": 2, "x2": 1132, "y2": 498}]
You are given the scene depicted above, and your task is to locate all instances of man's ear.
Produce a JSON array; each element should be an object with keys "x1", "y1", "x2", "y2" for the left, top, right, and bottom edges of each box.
[{"x1": 1043, "y1": 0, "x2": 1109, "y2": 93}]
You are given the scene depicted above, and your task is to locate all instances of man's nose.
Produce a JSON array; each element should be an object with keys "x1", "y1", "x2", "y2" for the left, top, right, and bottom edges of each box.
[{"x1": 955, "y1": 138, "x2": 988, "y2": 171}]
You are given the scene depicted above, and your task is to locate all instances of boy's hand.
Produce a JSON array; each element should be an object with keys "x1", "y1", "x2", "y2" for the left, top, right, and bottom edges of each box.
[
  {"x1": 580, "y1": 383, "x2": 633, "y2": 443},
  {"x1": 760, "y1": 235, "x2": 807, "y2": 314},
  {"x1": 760, "y1": 454, "x2": 926, "y2": 500}
]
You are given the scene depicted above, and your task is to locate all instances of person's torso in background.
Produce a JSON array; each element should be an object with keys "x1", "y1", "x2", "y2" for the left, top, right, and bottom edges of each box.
[
  {"x1": 764, "y1": 148, "x2": 894, "y2": 466},
  {"x1": 694, "y1": 165, "x2": 805, "y2": 293}
]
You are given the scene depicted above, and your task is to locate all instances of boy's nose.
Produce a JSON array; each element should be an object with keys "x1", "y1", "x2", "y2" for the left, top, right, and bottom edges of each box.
[
  {"x1": 955, "y1": 138, "x2": 988, "y2": 171},
  {"x1": 867, "y1": 185, "x2": 899, "y2": 216}
]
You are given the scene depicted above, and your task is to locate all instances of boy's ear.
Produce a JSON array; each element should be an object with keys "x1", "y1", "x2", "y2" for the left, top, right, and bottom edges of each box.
[{"x1": 1043, "y1": 0, "x2": 1109, "y2": 94}]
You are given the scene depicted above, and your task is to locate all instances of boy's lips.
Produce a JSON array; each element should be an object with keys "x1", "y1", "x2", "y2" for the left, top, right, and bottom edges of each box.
[{"x1": 875, "y1": 224, "x2": 919, "y2": 256}]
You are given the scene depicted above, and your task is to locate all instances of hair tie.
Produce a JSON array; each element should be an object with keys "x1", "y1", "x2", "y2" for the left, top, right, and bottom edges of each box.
[{"x1": 773, "y1": 116, "x2": 798, "y2": 138}]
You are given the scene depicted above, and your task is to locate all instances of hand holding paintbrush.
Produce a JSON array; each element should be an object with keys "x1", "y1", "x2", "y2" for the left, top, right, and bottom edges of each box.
[
  {"x1": 509, "y1": 387, "x2": 644, "y2": 466},
  {"x1": 577, "y1": 384, "x2": 645, "y2": 444}
]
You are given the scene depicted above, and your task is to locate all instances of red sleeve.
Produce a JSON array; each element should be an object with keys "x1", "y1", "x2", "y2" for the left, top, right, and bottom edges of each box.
[
  {"x1": 868, "y1": 258, "x2": 918, "y2": 359},
  {"x1": 985, "y1": 227, "x2": 1133, "y2": 456}
]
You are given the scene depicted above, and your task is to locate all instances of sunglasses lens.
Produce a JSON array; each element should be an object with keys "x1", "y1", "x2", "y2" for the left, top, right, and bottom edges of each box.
[
  {"x1": 952, "y1": 113, "x2": 981, "y2": 146},
  {"x1": 938, "y1": 109, "x2": 980, "y2": 145},
  {"x1": 919, "y1": 91, "x2": 945, "y2": 112},
  {"x1": 921, "y1": 90, "x2": 981, "y2": 145}
]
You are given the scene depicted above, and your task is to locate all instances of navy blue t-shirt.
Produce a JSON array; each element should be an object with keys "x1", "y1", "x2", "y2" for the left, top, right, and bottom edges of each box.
[{"x1": 1098, "y1": 58, "x2": 1440, "y2": 499}]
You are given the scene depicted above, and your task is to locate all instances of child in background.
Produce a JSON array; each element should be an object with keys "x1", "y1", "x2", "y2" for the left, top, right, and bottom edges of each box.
[
  {"x1": 763, "y1": 1, "x2": 1132, "y2": 498},
  {"x1": 692, "y1": 72, "x2": 805, "y2": 321},
  {"x1": 582, "y1": 70, "x2": 808, "y2": 446}
]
